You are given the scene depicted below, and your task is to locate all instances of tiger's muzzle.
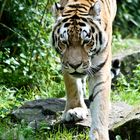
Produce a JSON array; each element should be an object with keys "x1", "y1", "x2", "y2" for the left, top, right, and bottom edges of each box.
[{"x1": 62, "y1": 61, "x2": 89, "y2": 78}]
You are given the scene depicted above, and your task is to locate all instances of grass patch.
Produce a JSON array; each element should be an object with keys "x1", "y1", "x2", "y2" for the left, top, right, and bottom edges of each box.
[
  {"x1": 111, "y1": 64, "x2": 140, "y2": 105},
  {"x1": 0, "y1": 119, "x2": 89, "y2": 140},
  {"x1": 112, "y1": 37, "x2": 140, "y2": 55}
]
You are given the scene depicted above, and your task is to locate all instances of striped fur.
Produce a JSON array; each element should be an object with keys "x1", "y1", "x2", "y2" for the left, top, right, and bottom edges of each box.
[{"x1": 52, "y1": 0, "x2": 117, "y2": 139}]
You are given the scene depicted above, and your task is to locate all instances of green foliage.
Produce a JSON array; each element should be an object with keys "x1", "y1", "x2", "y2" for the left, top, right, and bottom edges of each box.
[
  {"x1": 114, "y1": 0, "x2": 140, "y2": 38},
  {"x1": 0, "y1": 86, "x2": 46, "y2": 118},
  {"x1": 0, "y1": 0, "x2": 64, "y2": 97},
  {"x1": 112, "y1": 64, "x2": 140, "y2": 105},
  {"x1": 0, "y1": 86, "x2": 20, "y2": 118},
  {"x1": 0, "y1": 0, "x2": 65, "y2": 119}
]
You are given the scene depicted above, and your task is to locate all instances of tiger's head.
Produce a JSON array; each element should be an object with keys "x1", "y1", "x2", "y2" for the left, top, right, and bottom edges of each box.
[{"x1": 52, "y1": 0, "x2": 108, "y2": 78}]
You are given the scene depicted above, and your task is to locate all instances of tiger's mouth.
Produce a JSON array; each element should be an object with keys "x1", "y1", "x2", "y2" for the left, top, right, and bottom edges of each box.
[{"x1": 69, "y1": 71, "x2": 87, "y2": 78}]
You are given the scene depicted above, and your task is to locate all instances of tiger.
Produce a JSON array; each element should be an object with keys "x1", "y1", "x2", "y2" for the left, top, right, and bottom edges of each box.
[{"x1": 51, "y1": 0, "x2": 117, "y2": 139}]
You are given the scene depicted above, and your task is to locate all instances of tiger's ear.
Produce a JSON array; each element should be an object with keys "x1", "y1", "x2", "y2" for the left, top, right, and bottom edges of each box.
[
  {"x1": 89, "y1": 0, "x2": 101, "y2": 20},
  {"x1": 52, "y1": 3, "x2": 64, "y2": 18}
]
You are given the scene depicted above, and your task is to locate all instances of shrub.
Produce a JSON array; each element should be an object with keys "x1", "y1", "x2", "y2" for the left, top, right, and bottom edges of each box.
[
  {"x1": 114, "y1": 0, "x2": 140, "y2": 38},
  {"x1": 0, "y1": 0, "x2": 64, "y2": 98}
]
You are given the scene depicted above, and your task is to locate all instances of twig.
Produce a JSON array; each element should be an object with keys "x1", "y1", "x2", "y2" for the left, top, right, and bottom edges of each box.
[
  {"x1": 28, "y1": 1, "x2": 49, "y2": 71},
  {"x1": 0, "y1": 23, "x2": 26, "y2": 41},
  {"x1": 0, "y1": 0, "x2": 7, "y2": 20}
]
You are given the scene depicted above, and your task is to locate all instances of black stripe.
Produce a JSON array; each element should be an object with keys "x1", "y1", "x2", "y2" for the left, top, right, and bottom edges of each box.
[
  {"x1": 57, "y1": 28, "x2": 60, "y2": 33},
  {"x1": 96, "y1": 54, "x2": 108, "y2": 71},
  {"x1": 78, "y1": 22, "x2": 86, "y2": 26},
  {"x1": 64, "y1": 23, "x2": 71, "y2": 27},
  {"x1": 91, "y1": 27, "x2": 95, "y2": 33},
  {"x1": 62, "y1": 14, "x2": 72, "y2": 17},
  {"x1": 79, "y1": 13, "x2": 89, "y2": 16},
  {"x1": 88, "y1": 18, "x2": 101, "y2": 32},
  {"x1": 95, "y1": 47, "x2": 101, "y2": 55},
  {"x1": 68, "y1": 4, "x2": 80, "y2": 8},
  {"x1": 52, "y1": 31, "x2": 55, "y2": 46},
  {"x1": 77, "y1": 9, "x2": 87, "y2": 13},
  {"x1": 56, "y1": 22, "x2": 61, "y2": 27},
  {"x1": 81, "y1": 17, "x2": 87, "y2": 22},
  {"x1": 53, "y1": 22, "x2": 61, "y2": 34},
  {"x1": 62, "y1": 18, "x2": 70, "y2": 22},
  {"x1": 95, "y1": 34, "x2": 98, "y2": 46},
  {"x1": 80, "y1": 3, "x2": 89, "y2": 8},
  {"x1": 68, "y1": 4, "x2": 87, "y2": 11},
  {"x1": 89, "y1": 81, "x2": 105, "y2": 102},
  {"x1": 89, "y1": 89, "x2": 103, "y2": 102},
  {"x1": 71, "y1": 14, "x2": 80, "y2": 19},
  {"x1": 91, "y1": 54, "x2": 109, "y2": 74},
  {"x1": 104, "y1": 23, "x2": 107, "y2": 30},
  {"x1": 55, "y1": 47, "x2": 61, "y2": 54},
  {"x1": 93, "y1": 81, "x2": 105, "y2": 93},
  {"x1": 64, "y1": 10, "x2": 74, "y2": 13},
  {"x1": 89, "y1": 75, "x2": 110, "y2": 102},
  {"x1": 99, "y1": 31, "x2": 102, "y2": 45}
]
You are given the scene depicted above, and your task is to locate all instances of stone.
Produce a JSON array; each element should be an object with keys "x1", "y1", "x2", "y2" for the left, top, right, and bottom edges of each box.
[
  {"x1": 11, "y1": 98, "x2": 140, "y2": 140},
  {"x1": 110, "y1": 105, "x2": 140, "y2": 140},
  {"x1": 113, "y1": 50, "x2": 140, "y2": 77}
]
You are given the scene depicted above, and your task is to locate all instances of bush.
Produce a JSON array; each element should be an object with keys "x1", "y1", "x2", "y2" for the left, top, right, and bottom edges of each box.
[
  {"x1": 0, "y1": 0, "x2": 64, "y2": 98},
  {"x1": 114, "y1": 0, "x2": 140, "y2": 38}
]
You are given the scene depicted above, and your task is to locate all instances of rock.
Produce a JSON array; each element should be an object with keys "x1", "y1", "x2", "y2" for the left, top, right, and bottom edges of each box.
[
  {"x1": 109, "y1": 102, "x2": 132, "y2": 129},
  {"x1": 11, "y1": 98, "x2": 140, "y2": 139},
  {"x1": 113, "y1": 50, "x2": 140, "y2": 77},
  {"x1": 110, "y1": 105, "x2": 140, "y2": 140},
  {"x1": 11, "y1": 98, "x2": 66, "y2": 126}
]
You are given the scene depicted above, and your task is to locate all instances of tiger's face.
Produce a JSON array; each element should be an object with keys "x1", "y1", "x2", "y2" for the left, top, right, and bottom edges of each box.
[{"x1": 52, "y1": 2, "x2": 108, "y2": 78}]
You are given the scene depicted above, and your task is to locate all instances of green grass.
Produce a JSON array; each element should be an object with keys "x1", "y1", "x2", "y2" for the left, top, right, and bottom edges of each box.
[
  {"x1": 0, "y1": 119, "x2": 89, "y2": 140},
  {"x1": 112, "y1": 37, "x2": 140, "y2": 55},
  {"x1": 111, "y1": 64, "x2": 140, "y2": 105},
  {"x1": 111, "y1": 77, "x2": 140, "y2": 105}
]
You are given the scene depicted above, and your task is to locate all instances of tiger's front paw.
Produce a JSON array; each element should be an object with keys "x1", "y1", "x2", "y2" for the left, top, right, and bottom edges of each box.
[{"x1": 62, "y1": 107, "x2": 88, "y2": 122}]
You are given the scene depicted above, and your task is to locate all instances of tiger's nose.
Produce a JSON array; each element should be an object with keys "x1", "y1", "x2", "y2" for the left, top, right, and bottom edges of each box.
[{"x1": 69, "y1": 62, "x2": 82, "y2": 69}]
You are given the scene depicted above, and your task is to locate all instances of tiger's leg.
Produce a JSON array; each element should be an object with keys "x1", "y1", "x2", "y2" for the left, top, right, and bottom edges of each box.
[
  {"x1": 62, "y1": 72, "x2": 88, "y2": 122},
  {"x1": 89, "y1": 65, "x2": 111, "y2": 140}
]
